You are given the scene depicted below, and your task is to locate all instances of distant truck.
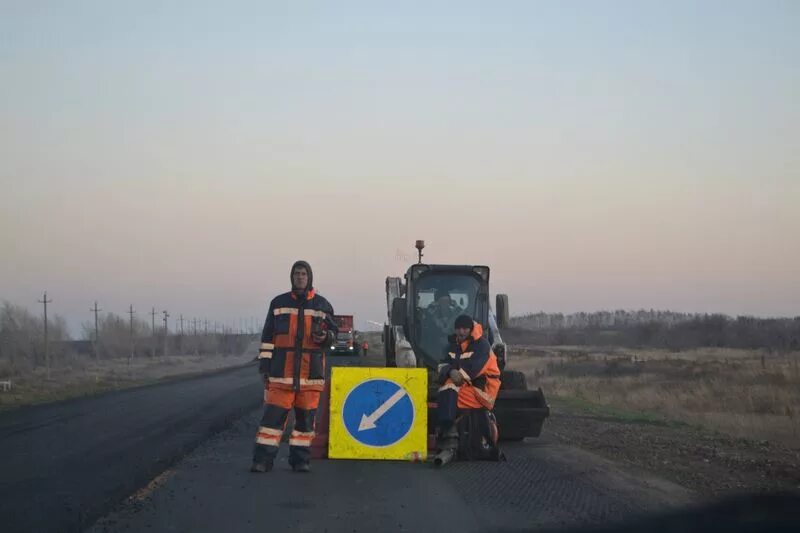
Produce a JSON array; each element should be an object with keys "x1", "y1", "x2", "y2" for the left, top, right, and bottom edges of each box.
[{"x1": 330, "y1": 315, "x2": 360, "y2": 356}]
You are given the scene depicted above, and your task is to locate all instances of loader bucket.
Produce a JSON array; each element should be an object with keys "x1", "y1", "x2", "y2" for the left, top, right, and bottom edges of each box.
[{"x1": 493, "y1": 388, "x2": 550, "y2": 440}]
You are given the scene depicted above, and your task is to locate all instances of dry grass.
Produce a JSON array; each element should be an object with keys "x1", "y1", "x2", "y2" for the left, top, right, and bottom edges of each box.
[
  {"x1": 0, "y1": 347, "x2": 257, "y2": 410},
  {"x1": 512, "y1": 346, "x2": 800, "y2": 447}
]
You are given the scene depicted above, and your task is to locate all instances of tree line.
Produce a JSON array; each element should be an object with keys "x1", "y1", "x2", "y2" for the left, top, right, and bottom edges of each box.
[
  {"x1": 0, "y1": 301, "x2": 255, "y2": 377},
  {"x1": 510, "y1": 310, "x2": 800, "y2": 351}
]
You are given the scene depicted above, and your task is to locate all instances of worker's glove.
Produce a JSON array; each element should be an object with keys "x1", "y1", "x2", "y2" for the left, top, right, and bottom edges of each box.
[
  {"x1": 312, "y1": 330, "x2": 333, "y2": 345},
  {"x1": 449, "y1": 368, "x2": 463, "y2": 385}
]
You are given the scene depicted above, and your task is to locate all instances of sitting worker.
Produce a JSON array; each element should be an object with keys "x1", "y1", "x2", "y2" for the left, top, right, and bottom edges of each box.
[
  {"x1": 435, "y1": 314, "x2": 503, "y2": 465},
  {"x1": 424, "y1": 290, "x2": 463, "y2": 336}
]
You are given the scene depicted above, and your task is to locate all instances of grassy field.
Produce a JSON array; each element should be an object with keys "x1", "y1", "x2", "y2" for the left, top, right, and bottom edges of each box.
[
  {"x1": 0, "y1": 349, "x2": 256, "y2": 410},
  {"x1": 512, "y1": 345, "x2": 800, "y2": 448},
  {"x1": 0, "y1": 333, "x2": 386, "y2": 410}
]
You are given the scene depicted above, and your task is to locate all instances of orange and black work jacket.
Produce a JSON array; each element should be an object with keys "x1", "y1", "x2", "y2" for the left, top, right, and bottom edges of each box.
[
  {"x1": 437, "y1": 322, "x2": 501, "y2": 410},
  {"x1": 258, "y1": 289, "x2": 337, "y2": 392}
]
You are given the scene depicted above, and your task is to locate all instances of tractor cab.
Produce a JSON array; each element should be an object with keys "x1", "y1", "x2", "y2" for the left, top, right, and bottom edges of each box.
[{"x1": 394, "y1": 264, "x2": 497, "y2": 370}]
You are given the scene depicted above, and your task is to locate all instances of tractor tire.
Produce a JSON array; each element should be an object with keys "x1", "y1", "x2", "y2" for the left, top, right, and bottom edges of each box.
[
  {"x1": 499, "y1": 369, "x2": 527, "y2": 391},
  {"x1": 496, "y1": 294, "x2": 510, "y2": 329}
]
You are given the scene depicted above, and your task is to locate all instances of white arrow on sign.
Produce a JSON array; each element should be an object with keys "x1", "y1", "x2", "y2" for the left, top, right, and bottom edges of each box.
[{"x1": 358, "y1": 388, "x2": 408, "y2": 431}]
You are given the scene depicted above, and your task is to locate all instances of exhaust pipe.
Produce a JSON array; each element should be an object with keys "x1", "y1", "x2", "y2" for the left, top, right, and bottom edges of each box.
[{"x1": 433, "y1": 448, "x2": 455, "y2": 468}]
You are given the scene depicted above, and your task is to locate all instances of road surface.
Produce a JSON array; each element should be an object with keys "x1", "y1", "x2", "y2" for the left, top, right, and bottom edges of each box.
[
  {"x1": 2, "y1": 355, "x2": 696, "y2": 533},
  {"x1": 0, "y1": 364, "x2": 262, "y2": 533}
]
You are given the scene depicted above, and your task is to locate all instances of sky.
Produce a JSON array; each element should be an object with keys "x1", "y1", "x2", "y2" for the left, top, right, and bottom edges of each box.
[{"x1": 1, "y1": 1, "x2": 798, "y2": 336}]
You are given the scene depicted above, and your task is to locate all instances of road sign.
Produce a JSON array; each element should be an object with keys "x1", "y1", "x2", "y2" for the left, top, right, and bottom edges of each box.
[{"x1": 328, "y1": 367, "x2": 428, "y2": 460}]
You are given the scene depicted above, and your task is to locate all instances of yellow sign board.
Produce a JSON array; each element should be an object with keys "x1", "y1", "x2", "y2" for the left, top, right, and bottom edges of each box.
[{"x1": 328, "y1": 367, "x2": 428, "y2": 460}]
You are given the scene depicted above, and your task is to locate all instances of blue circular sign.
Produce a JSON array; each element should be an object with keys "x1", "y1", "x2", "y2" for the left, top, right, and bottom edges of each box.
[{"x1": 342, "y1": 378, "x2": 415, "y2": 447}]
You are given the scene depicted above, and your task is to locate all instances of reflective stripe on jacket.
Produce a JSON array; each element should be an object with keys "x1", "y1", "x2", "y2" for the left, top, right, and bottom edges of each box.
[
  {"x1": 258, "y1": 288, "x2": 337, "y2": 391},
  {"x1": 437, "y1": 321, "x2": 501, "y2": 409}
]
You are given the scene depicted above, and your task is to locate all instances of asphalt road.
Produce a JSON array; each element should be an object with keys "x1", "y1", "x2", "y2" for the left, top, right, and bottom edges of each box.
[
  {"x1": 87, "y1": 410, "x2": 692, "y2": 533},
  {"x1": 85, "y1": 354, "x2": 693, "y2": 533},
  {"x1": 1, "y1": 354, "x2": 698, "y2": 533},
  {"x1": 0, "y1": 364, "x2": 263, "y2": 533}
]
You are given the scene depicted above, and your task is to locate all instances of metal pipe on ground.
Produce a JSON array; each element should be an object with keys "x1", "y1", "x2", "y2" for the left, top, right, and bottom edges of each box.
[{"x1": 433, "y1": 448, "x2": 455, "y2": 468}]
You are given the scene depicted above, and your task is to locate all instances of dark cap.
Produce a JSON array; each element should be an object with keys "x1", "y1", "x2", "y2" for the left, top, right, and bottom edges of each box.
[{"x1": 454, "y1": 314, "x2": 474, "y2": 330}]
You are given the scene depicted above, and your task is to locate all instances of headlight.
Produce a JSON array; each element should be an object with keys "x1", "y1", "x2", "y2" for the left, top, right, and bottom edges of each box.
[{"x1": 349, "y1": 346, "x2": 353, "y2": 350}]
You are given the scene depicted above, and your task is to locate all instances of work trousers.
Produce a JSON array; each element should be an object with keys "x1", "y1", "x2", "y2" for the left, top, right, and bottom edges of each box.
[{"x1": 253, "y1": 385, "x2": 320, "y2": 466}]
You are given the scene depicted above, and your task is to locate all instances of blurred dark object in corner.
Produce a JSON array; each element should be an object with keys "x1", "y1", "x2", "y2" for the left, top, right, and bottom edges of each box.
[{"x1": 512, "y1": 491, "x2": 800, "y2": 533}]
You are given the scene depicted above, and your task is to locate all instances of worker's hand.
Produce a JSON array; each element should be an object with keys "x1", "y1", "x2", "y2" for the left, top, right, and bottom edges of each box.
[
  {"x1": 449, "y1": 368, "x2": 463, "y2": 385},
  {"x1": 312, "y1": 330, "x2": 331, "y2": 344}
]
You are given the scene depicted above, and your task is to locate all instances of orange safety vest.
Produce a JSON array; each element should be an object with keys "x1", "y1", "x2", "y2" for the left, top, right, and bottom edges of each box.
[
  {"x1": 437, "y1": 321, "x2": 501, "y2": 410},
  {"x1": 258, "y1": 288, "x2": 336, "y2": 392}
]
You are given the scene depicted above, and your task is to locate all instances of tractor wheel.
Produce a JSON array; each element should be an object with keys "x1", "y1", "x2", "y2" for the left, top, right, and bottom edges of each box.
[{"x1": 496, "y1": 294, "x2": 510, "y2": 329}]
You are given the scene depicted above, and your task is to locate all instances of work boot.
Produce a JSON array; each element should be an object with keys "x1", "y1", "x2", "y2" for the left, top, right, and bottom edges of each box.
[
  {"x1": 250, "y1": 460, "x2": 273, "y2": 473},
  {"x1": 291, "y1": 462, "x2": 311, "y2": 473}
]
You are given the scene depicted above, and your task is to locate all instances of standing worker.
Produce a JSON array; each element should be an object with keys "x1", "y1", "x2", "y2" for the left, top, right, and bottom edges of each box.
[
  {"x1": 435, "y1": 314, "x2": 502, "y2": 464},
  {"x1": 361, "y1": 339, "x2": 369, "y2": 357},
  {"x1": 251, "y1": 260, "x2": 337, "y2": 473}
]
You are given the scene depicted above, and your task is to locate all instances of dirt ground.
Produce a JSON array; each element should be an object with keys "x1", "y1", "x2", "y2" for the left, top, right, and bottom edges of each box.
[
  {"x1": 508, "y1": 345, "x2": 800, "y2": 497},
  {"x1": 545, "y1": 397, "x2": 800, "y2": 497}
]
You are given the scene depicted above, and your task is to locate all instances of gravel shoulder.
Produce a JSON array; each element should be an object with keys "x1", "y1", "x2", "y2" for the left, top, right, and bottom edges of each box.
[{"x1": 545, "y1": 397, "x2": 800, "y2": 498}]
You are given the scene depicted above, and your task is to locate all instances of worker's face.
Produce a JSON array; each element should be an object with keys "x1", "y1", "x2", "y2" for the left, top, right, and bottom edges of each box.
[
  {"x1": 436, "y1": 295, "x2": 450, "y2": 309},
  {"x1": 292, "y1": 267, "x2": 309, "y2": 290},
  {"x1": 455, "y1": 326, "x2": 471, "y2": 342}
]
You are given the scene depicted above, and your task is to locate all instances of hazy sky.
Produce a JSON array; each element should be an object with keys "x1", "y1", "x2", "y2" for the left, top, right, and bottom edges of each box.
[{"x1": 1, "y1": 1, "x2": 798, "y2": 336}]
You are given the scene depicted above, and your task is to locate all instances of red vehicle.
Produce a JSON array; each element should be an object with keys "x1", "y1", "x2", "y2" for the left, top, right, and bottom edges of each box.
[{"x1": 330, "y1": 315, "x2": 359, "y2": 355}]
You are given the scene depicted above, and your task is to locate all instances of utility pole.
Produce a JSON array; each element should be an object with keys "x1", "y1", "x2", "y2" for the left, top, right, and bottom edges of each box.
[
  {"x1": 150, "y1": 307, "x2": 157, "y2": 357},
  {"x1": 127, "y1": 305, "x2": 136, "y2": 363},
  {"x1": 90, "y1": 301, "x2": 102, "y2": 360},
  {"x1": 192, "y1": 318, "x2": 198, "y2": 336},
  {"x1": 162, "y1": 310, "x2": 170, "y2": 357},
  {"x1": 177, "y1": 314, "x2": 185, "y2": 355},
  {"x1": 204, "y1": 319, "x2": 209, "y2": 335},
  {"x1": 38, "y1": 291, "x2": 53, "y2": 378}
]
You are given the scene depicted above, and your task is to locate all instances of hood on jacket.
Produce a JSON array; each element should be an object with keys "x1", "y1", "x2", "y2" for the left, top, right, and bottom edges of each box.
[{"x1": 290, "y1": 260, "x2": 313, "y2": 296}]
